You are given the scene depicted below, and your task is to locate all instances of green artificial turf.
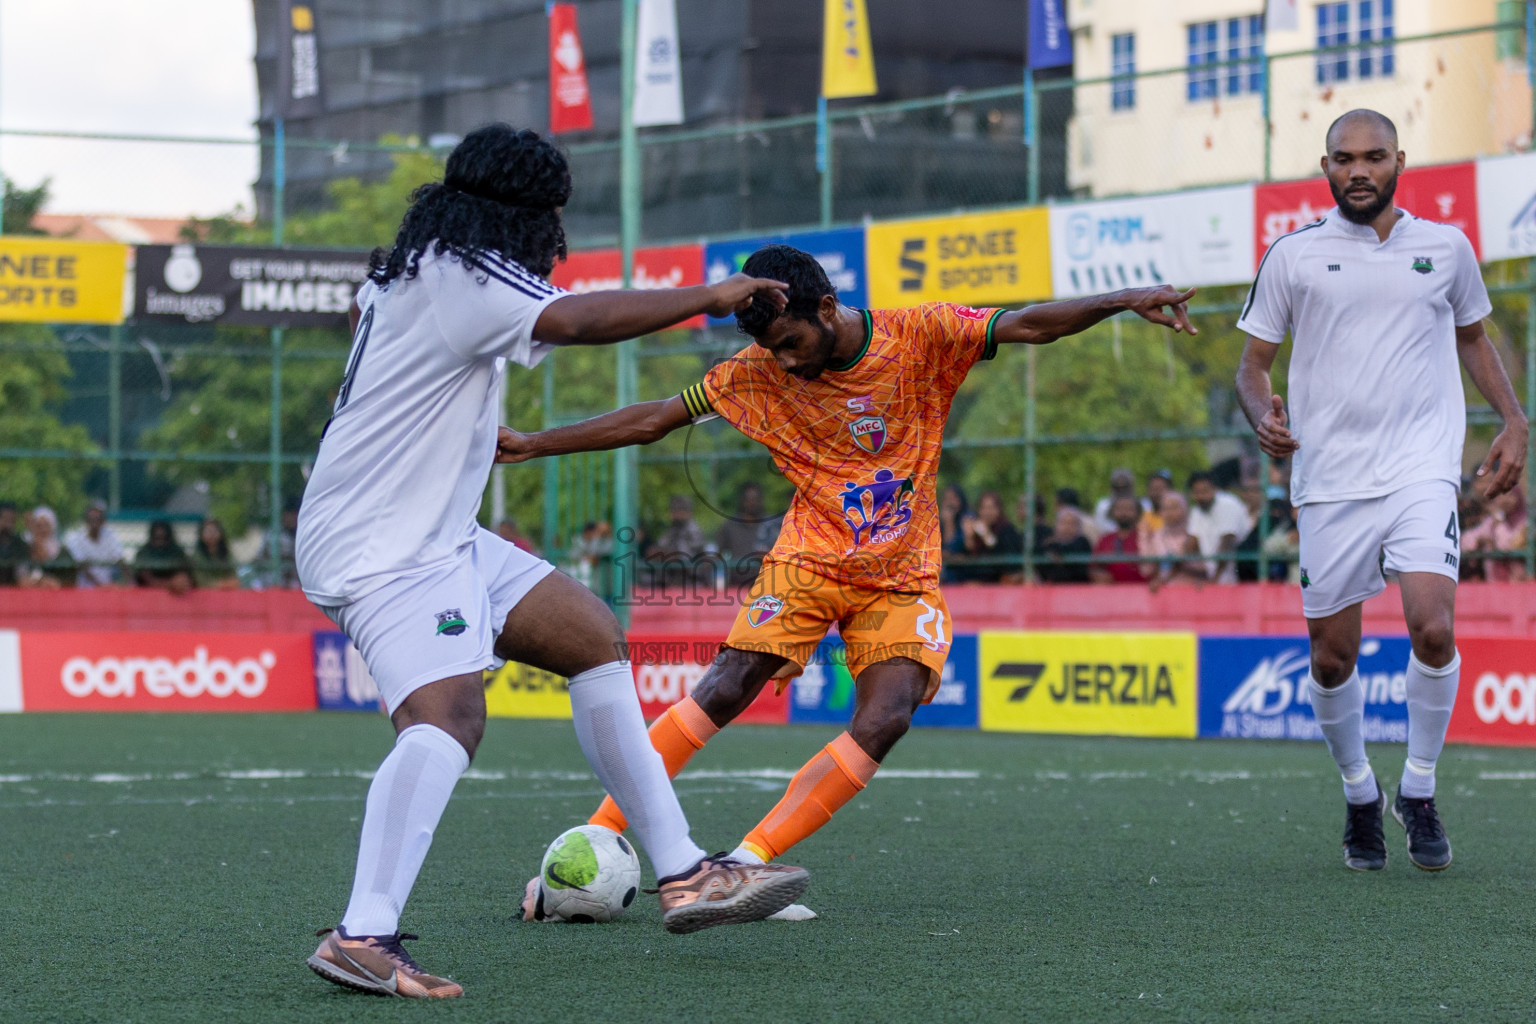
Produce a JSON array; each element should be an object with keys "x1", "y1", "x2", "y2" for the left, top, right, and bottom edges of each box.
[{"x1": 3, "y1": 713, "x2": 1534, "y2": 1023}]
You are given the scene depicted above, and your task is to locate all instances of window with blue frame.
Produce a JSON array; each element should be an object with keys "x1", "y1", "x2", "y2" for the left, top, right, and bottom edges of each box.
[
  {"x1": 1357, "y1": 0, "x2": 1395, "y2": 78},
  {"x1": 1111, "y1": 33, "x2": 1136, "y2": 110},
  {"x1": 1226, "y1": 14, "x2": 1265, "y2": 95},
  {"x1": 1316, "y1": 2, "x2": 1350, "y2": 84},
  {"x1": 1187, "y1": 21, "x2": 1220, "y2": 101}
]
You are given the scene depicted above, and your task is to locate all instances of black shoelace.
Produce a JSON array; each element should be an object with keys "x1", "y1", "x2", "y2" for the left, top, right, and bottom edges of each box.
[
  {"x1": 1400, "y1": 797, "x2": 1445, "y2": 845},
  {"x1": 1344, "y1": 801, "x2": 1386, "y2": 855}
]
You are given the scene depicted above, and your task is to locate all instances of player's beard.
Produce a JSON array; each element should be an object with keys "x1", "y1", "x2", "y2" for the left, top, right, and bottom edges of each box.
[
  {"x1": 1330, "y1": 170, "x2": 1398, "y2": 224},
  {"x1": 795, "y1": 322, "x2": 839, "y2": 380}
]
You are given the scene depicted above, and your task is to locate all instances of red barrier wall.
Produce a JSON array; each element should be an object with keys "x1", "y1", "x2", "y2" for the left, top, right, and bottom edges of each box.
[{"x1": 0, "y1": 589, "x2": 332, "y2": 634}]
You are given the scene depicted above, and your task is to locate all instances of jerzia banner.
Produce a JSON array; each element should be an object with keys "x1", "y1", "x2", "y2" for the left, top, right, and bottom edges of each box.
[{"x1": 134, "y1": 244, "x2": 369, "y2": 327}]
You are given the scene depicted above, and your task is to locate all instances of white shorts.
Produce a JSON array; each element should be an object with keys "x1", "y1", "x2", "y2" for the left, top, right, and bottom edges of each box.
[
  {"x1": 1297, "y1": 479, "x2": 1459, "y2": 619},
  {"x1": 322, "y1": 528, "x2": 556, "y2": 713}
]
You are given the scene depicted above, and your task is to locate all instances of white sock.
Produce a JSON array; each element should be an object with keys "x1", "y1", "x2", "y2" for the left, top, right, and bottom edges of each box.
[
  {"x1": 728, "y1": 845, "x2": 765, "y2": 865},
  {"x1": 340, "y1": 723, "x2": 469, "y2": 936},
  {"x1": 1309, "y1": 672, "x2": 1377, "y2": 804},
  {"x1": 1402, "y1": 649, "x2": 1460, "y2": 799},
  {"x1": 568, "y1": 662, "x2": 706, "y2": 879}
]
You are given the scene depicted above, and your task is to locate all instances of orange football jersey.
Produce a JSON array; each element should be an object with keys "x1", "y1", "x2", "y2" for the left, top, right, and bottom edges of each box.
[{"x1": 680, "y1": 303, "x2": 1004, "y2": 590}]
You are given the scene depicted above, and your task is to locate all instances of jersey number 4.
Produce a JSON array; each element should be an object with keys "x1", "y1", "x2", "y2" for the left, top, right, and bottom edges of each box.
[
  {"x1": 322, "y1": 306, "x2": 374, "y2": 439},
  {"x1": 1444, "y1": 511, "x2": 1460, "y2": 546}
]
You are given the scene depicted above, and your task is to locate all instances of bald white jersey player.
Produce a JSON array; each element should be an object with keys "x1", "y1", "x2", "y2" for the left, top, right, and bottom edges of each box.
[{"x1": 1236, "y1": 109, "x2": 1527, "y2": 872}]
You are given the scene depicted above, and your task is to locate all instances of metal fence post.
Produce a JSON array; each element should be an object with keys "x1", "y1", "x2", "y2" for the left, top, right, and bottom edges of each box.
[
  {"x1": 818, "y1": 95, "x2": 834, "y2": 227},
  {"x1": 614, "y1": 0, "x2": 640, "y2": 624},
  {"x1": 107, "y1": 324, "x2": 123, "y2": 513},
  {"x1": 541, "y1": 358, "x2": 558, "y2": 557},
  {"x1": 1024, "y1": 68, "x2": 1039, "y2": 206},
  {"x1": 1023, "y1": 344, "x2": 1038, "y2": 581},
  {"x1": 273, "y1": 119, "x2": 286, "y2": 247},
  {"x1": 1261, "y1": 53, "x2": 1273, "y2": 181},
  {"x1": 1527, "y1": 256, "x2": 1535, "y2": 578}
]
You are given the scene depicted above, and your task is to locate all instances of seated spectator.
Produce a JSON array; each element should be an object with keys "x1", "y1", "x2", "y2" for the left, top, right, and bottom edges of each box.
[
  {"x1": 1462, "y1": 485, "x2": 1529, "y2": 582},
  {"x1": 1186, "y1": 470, "x2": 1252, "y2": 584},
  {"x1": 192, "y1": 518, "x2": 240, "y2": 590},
  {"x1": 1092, "y1": 468, "x2": 1149, "y2": 536},
  {"x1": 718, "y1": 482, "x2": 773, "y2": 587},
  {"x1": 939, "y1": 484, "x2": 971, "y2": 582},
  {"x1": 958, "y1": 490, "x2": 1024, "y2": 583},
  {"x1": 566, "y1": 520, "x2": 614, "y2": 593},
  {"x1": 1090, "y1": 495, "x2": 1147, "y2": 584},
  {"x1": 1144, "y1": 492, "x2": 1207, "y2": 592},
  {"x1": 261, "y1": 503, "x2": 301, "y2": 588},
  {"x1": 20, "y1": 507, "x2": 76, "y2": 589},
  {"x1": 496, "y1": 517, "x2": 540, "y2": 555},
  {"x1": 1055, "y1": 487, "x2": 1098, "y2": 543},
  {"x1": 64, "y1": 501, "x2": 125, "y2": 587},
  {"x1": 1016, "y1": 493, "x2": 1053, "y2": 553},
  {"x1": 0, "y1": 502, "x2": 29, "y2": 586},
  {"x1": 135, "y1": 519, "x2": 194, "y2": 595},
  {"x1": 1457, "y1": 489, "x2": 1488, "y2": 581},
  {"x1": 1139, "y1": 470, "x2": 1172, "y2": 544},
  {"x1": 1236, "y1": 499, "x2": 1298, "y2": 583},
  {"x1": 645, "y1": 495, "x2": 708, "y2": 590},
  {"x1": 1035, "y1": 507, "x2": 1092, "y2": 584}
]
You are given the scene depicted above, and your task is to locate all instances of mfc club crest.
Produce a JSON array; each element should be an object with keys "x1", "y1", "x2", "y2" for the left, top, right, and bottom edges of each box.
[
  {"x1": 746, "y1": 595, "x2": 784, "y2": 628},
  {"x1": 848, "y1": 414, "x2": 887, "y2": 454}
]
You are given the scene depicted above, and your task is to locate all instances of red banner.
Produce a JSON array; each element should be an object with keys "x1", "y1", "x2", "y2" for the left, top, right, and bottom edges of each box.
[
  {"x1": 548, "y1": 3, "x2": 594, "y2": 134},
  {"x1": 551, "y1": 244, "x2": 706, "y2": 328},
  {"x1": 1449, "y1": 638, "x2": 1536, "y2": 747},
  {"x1": 20, "y1": 632, "x2": 316, "y2": 712},
  {"x1": 626, "y1": 634, "x2": 789, "y2": 724},
  {"x1": 1253, "y1": 162, "x2": 1481, "y2": 266}
]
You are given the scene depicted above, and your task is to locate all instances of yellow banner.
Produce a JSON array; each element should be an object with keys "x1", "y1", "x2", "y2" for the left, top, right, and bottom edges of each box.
[
  {"x1": 866, "y1": 208, "x2": 1051, "y2": 308},
  {"x1": 979, "y1": 631, "x2": 1197, "y2": 738},
  {"x1": 822, "y1": 0, "x2": 877, "y2": 99},
  {"x1": 0, "y1": 236, "x2": 127, "y2": 324},
  {"x1": 484, "y1": 661, "x2": 572, "y2": 719}
]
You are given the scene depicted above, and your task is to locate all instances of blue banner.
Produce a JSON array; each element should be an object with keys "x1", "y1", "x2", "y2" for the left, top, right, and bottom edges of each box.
[
  {"x1": 1198, "y1": 636, "x2": 1412, "y2": 742},
  {"x1": 1027, "y1": 0, "x2": 1072, "y2": 69},
  {"x1": 703, "y1": 227, "x2": 866, "y2": 326},
  {"x1": 789, "y1": 633, "x2": 978, "y2": 729},
  {"x1": 314, "y1": 631, "x2": 382, "y2": 712}
]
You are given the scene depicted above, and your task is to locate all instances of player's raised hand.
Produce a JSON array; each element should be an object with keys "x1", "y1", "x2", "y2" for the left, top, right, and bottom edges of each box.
[
  {"x1": 1257, "y1": 394, "x2": 1299, "y2": 458},
  {"x1": 705, "y1": 273, "x2": 789, "y2": 317},
  {"x1": 1123, "y1": 286, "x2": 1198, "y2": 335},
  {"x1": 1476, "y1": 423, "x2": 1527, "y2": 498},
  {"x1": 495, "y1": 426, "x2": 540, "y2": 464}
]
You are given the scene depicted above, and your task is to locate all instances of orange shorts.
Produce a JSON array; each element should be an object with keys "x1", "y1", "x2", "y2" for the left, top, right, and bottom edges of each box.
[{"x1": 723, "y1": 563, "x2": 952, "y2": 701}]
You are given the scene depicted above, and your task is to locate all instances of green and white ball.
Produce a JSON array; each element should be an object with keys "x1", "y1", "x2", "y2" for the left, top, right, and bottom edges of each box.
[{"x1": 538, "y1": 825, "x2": 641, "y2": 923}]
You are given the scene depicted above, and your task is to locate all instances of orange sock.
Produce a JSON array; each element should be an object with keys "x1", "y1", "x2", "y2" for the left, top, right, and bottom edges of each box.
[
  {"x1": 588, "y1": 696, "x2": 719, "y2": 833},
  {"x1": 740, "y1": 732, "x2": 879, "y2": 862}
]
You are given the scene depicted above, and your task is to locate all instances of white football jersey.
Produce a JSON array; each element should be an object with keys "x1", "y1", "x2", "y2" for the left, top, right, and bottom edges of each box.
[
  {"x1": 297, "y1": 247, "x2": 565, "y2": 605},
  {"x1": 1236, "y1": 209, "x2": 1491, "y2": 506}
]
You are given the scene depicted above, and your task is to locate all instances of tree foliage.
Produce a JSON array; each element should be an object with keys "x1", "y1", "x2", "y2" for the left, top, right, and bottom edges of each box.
[{"x1": 0, "y1": 323, "x2": 96, "y2": 521}]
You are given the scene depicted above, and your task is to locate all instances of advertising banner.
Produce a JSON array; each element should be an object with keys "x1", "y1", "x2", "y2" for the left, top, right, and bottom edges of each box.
[
  {"x1": 548, "y1": 2, "x2": 595, "y2": 134},
  {"x1": 484, "y1": 660, "x2": 572, "y2": 719},
  {"x1": 1449, "y1": 638, "x2": 1536, "y2": 747},
  {"x1": 1476, "y1": 151, "x2": 1536, "y2": 262},
  {"x1": 979, "y1": 631, "x2": 1197, "y2": 737},
  {"x1": 550, "y1": 244, "x2": 705, "y2": 328},
  {"x1": 18, "y1": 632, "x2": 316, "y2": 712},
  {"x1": 1198, "y1": 636, "x2": 1411, "y2": 741},
  {"x1": 0, "y1": 237, "x2": 126, "y2": 324},
  {"x1": 866, "y1": 208, "x2": 1051, "y2": 308},
  {"x1": 822, "y1": 0, "x2": 878, "y2": 98},
  {"x1": 1027, "y1": 0, "x2": 1072, "y2": 70},
  {"x1": 634, "y1": 0, "x2": 684, "y2": 126},
  {"x1": 276, "y1": 1, "x2": 325, "y2": 119},
  {"x1": 1048, "y1": 185, "x2": 1254, "y2": 298},
  {"x1": 788, "y1": 634, "x2": 979, "y2": 729},
  {"x1": 313, "y1": 631, "x2": 382, "y2": 712},
  {"x1": 628, "y1": 635, "x2": 789, "y2": 724},
  {"x1": 134, "y1": 244, "x2": 369, "y2": 327},
  {"x1": 0, "y1": 630, "x2": 20, "y2": 713},
  {"x1": 1254, "y1": 163, "x2": 1480, "y2": 266},
  {"x1": 703, "y1": 228, "x2": 866, "y2": 326}
]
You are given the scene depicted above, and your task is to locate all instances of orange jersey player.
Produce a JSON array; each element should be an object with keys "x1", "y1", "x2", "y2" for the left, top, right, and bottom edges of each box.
[{"x1": 500, "y1": 244, "x2": 1195, "y2": 919}]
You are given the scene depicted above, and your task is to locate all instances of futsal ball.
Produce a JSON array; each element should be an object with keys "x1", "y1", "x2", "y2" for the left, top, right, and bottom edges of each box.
[{"x1": 537, "y1": 825, "x2": 641, "y2": 923}]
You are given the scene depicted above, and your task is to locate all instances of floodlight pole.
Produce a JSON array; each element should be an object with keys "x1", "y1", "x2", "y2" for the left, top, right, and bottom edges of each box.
[{"x1": 613, "y1": 0, "x2": 641, "y2": 624}]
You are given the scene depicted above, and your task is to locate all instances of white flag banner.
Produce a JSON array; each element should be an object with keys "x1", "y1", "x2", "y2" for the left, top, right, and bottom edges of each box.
[
  {"x1": 1476, "y1": 151, "x2": 1536, "y2": 262},
  {"x1": 1265, "y1": 0, "x2": 1299, "y2": 33},
  {"x1": 634, "y1": 0, "x2": 683, "y2": 127}
]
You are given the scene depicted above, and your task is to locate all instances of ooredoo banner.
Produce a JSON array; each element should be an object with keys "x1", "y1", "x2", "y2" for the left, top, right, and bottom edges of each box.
[
  {"x1": 1198, "y1": 636, "x2": 1411, "y2": 741},
  {"x1": 549, "y1": 244, "x2": 705, "y2": 328},
  {"x1": 1449, "y1": 638, "x2": 1536, "y2": 747},
  {"x1": 1048, "y1": 185, "x2": 1255, "y2": 298},
  {"x1": 19, "y1": 632, "x2": 315, "y2": 712},
  {"x1": 979, "y1": 631, "x2": 1197, "y2": 737},
  {"x1": 0, "y1": 630, "x2": 20, "y2": 713},
  {"x1": 627, "y1": 635, "x2": 788, "y2": 724}
]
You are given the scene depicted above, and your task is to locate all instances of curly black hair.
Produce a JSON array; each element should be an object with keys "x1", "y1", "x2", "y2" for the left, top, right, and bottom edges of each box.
[
  {"x1": 735, "y1": 245, "x2": 836, "y2": 337},
  {"x1": 369, "y1": 123, "x2": 573, "y2": 286}
]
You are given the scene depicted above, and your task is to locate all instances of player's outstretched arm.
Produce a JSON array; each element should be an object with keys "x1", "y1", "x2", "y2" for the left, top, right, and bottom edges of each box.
[
  {"x1": 1235, "y1": 337, "x2": 1298, "y2": 459},
  {"x1": 495, "y1": 395, "x2": 693, "y2": 464},
  {"x1": 1457, "y1": 320, "x2": 1529, "y2": 498},
  {"x1": 532, "y1": 273, "x2": 787, "y2": 346},
  {"x1": 990, "y1": 286, "x2": 1197, "y2": 346}
]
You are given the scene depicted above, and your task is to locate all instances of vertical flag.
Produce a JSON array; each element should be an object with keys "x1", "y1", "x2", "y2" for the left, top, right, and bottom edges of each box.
[
  {"x1": 276, "y1": 0, "x2": 325, "y2": 118},
  {"x1": 821, "y1": 0, "x2": 877, "y2": 99},
  {"x1": 1026, "y1": 0, "x2": 1072, "y2": 69},
  {"x1": 548, "y1": 3, "x2": 594, "y2": 133},
  {"x1": 1265, "y1": 0, "x2": 1300, "y2": 33},
  {"x1": 634, "y1": 0, "x2": 684, "y2": 126}
]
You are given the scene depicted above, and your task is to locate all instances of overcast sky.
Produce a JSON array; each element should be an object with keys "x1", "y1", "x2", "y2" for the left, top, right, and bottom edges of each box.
[{"x1": 2, "y1": 1, "x2": 257, "y2": 218}]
